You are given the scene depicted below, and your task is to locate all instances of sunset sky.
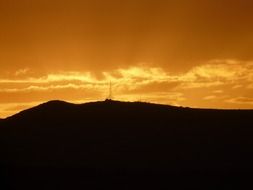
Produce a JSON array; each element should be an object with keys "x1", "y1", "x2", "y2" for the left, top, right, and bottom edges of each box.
[{"x1": 0, "y1": 0, "x2": 253, "y2": 118}]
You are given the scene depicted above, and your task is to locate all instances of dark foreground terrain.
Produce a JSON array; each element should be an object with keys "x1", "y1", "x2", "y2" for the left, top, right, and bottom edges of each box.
[{"x1": 0, "y1": 100, "x2": 253, "y2": 189}]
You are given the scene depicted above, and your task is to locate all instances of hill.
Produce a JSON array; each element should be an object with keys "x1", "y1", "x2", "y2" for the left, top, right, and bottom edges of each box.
[{"x1": 0, "y1": 100, "x2": 253, "y2": 189}]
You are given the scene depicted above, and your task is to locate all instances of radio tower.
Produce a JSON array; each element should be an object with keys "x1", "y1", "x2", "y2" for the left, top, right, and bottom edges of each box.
[{"x1": 107, "y1": 81, "x2": 113, "y2": 100}]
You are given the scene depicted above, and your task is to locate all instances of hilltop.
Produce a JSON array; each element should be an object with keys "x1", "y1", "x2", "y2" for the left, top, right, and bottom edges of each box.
[{"x1": 0, "y1": 100, "x2": 253, "y2": 189}]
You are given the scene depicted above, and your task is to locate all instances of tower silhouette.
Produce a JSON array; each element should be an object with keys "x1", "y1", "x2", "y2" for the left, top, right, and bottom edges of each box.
[{"x1": 107, "y1": 81, "x2": 113, "y2": 100}]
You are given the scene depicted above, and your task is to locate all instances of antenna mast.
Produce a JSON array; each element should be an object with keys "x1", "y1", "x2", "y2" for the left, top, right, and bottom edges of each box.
[{"x1": 108, "y1": 81, "x2": 112, "y2": 100}]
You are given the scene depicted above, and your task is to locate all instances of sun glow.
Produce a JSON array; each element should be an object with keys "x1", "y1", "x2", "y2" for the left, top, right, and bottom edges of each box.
[{"x1": 0, "y1": 60, "x2": 252, "y2": 118}]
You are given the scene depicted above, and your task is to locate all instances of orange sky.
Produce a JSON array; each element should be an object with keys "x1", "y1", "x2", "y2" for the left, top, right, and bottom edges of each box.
[{"x1": 0, "y1": 0, "x2": 253, "y2": 118}]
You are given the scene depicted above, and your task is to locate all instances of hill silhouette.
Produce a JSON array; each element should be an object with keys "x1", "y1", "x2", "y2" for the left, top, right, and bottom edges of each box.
[{"x1": 0, "y1": 100, "x2": 253, "y2": 189}]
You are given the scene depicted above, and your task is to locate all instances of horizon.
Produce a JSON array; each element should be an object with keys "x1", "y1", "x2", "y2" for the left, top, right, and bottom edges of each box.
[
  {"x1": 1, "y1": 98, "x2": 252, "y2": 120},
  {"x1": 0, "y1": 0, "x2": 253, "y2": 117}
]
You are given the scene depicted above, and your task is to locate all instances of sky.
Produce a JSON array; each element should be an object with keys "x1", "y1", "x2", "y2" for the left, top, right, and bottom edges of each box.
[{"x1": 0, "y1": 0, "x2": 253, "y2": 117}]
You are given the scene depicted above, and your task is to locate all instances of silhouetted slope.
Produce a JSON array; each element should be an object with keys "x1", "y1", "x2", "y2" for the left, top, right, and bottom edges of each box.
[{"x1": 0, "y1": 100, "x2": 253, "y2": 189}]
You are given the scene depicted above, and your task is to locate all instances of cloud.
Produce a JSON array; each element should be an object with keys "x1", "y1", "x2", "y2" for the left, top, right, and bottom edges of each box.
[
  {"x1": 179, "y1": 60, "x2": 253, "y2": 89},
  {"x1": 203, "y1": 95, "x2": 217, "y2": 100},
  {"x1": 1, "y1": 59, "x2": 252, "y2": 90},
  {"x1": 0, "y1": 83, "x2": 102, "y2": 93},
  {"x1": 15, "y1": 68, "x2": 30, "y2": 76},
  {"x1": 213, "y1": 90, "x2": 223, "y2": 94},
  {"x1": 0, "y1": 59, "x2": 253, "y2": 117},
  {"x1": 226, "y1": 97, "x2": 253, "y2": 105}
]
